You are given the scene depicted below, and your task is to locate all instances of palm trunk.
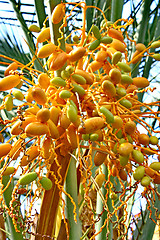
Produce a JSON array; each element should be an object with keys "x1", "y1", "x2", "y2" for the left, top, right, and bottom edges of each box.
[{"x1": 35, "y1": 149, "x2": 71, "y2": 239}]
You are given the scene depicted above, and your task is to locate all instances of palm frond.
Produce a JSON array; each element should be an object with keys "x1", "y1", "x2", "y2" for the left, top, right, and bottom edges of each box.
[{"x1": 0, "y1": 23, "x2": 31, "y2": 77}]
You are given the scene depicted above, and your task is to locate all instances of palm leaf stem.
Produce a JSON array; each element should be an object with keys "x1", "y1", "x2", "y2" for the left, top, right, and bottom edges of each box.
[
  {"x1": 85, "y1": 0, "x2": 94, "y2": 32},
  {"x1": 131, "y1": 0, "x2": 153, "y2": 78},
  {"x1": 95, "y1": 2, "x2": 124, "y2": 239},
  {"x1": 8, "y1": 0, "x2": 43, "y2": 71},
  {"x1": 8, "y1": 0, "x2": 35, "y2": 52},
  {"x1": 111, "y1": 0, "x2": 124, "y2": 22},
  {"x1": 2, "y1": 176, "x2": 24, "y2": 240},
  {"x1": 95, "y1": 165, "x2": 113, "y2": 240},
  {"x1": 34, "y1": 0, "x2": 47, "y2": 29},
  {"x1": 35, "y1": 2, "x2": 68, "y2": 237},
  {"x1": 138, "y1": 16, "x2": 160, "y2": 103},
  {"x1": 47, "y1": 0, "x2": 66, "y2": 77},
  {"x1": 65, "y1": 155, "x2": 81, "y2": 240}
]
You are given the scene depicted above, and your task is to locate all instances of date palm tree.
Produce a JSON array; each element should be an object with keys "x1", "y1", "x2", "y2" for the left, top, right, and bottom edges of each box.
[{"x1": 0, "y1": 1, "x2": 160, "y2": 240}]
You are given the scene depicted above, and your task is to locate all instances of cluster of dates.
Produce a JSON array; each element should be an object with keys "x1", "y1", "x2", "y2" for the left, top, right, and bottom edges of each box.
[{"x1": 0, "y1": 3, "x2": 160, "y2": 198}]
